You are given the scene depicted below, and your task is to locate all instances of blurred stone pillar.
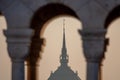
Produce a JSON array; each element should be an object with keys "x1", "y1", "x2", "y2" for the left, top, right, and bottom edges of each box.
[
  {"x1": 79, "y1": 29, "x2": 106, "y2": 80},
  {"x1": 26, "y1": 37, "x2": 44, "y2": 80},
  {"x1": 4, "y1": 28, "x2": 33, "y2": 80}
]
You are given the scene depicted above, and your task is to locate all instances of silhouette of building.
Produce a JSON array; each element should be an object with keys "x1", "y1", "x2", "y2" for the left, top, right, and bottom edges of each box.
[{"x1": 48, "y1": 20, "x2": 81, "y2": 80}]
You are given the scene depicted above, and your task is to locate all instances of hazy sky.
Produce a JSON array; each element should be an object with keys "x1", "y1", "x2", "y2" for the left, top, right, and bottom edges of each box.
[
  {"x1": 0, "y1": 16, "x2": 120, "y2": 80},
  {"x1": 38, "y1": 16, "x2": 85, "y2": 80}
]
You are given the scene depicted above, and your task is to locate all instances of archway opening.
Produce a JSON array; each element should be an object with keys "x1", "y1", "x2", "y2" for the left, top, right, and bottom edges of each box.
[
  {"x1": 39, "y1": 16, "x2": 86, "y2": 80},
  {"x1": 0, "y1": 13, "x2": 11, "y2": 80},
  {"x1": 27, "y1": 3, "x2": 86, "y2": 80},
  {"x1": 103, "y1": 6, "x2": 120, "y2": 80}
]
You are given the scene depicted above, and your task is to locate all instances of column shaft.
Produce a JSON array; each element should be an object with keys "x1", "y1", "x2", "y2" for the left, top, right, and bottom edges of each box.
[
  {"x1": 87, "y1": 62, "x2": 99, "y2": 80},
  {"x1": 12, "y1": 61, "x2": 25, "y2": 80}
]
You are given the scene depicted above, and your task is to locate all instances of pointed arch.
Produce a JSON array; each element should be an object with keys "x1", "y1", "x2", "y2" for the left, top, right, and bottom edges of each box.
[{"x1": 28, "y1": 3, "x2": 81, "y2": 62}]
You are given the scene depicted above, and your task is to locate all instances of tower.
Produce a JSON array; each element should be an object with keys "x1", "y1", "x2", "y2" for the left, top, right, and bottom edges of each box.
[
  {"x1": 60, "y1": 19, "x2": 69, "y2": 66},
  {"x1": 48, "y1": 19, "x2": 81, "y2": 80}
]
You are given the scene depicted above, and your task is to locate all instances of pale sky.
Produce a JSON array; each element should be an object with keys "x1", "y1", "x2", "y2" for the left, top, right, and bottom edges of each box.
[
  {"x1": 0, "y1": 16, "x2": 120, "y2": 80},
  {"x1": 39, "y1": 16, "x2": 85, "y2": 80}
]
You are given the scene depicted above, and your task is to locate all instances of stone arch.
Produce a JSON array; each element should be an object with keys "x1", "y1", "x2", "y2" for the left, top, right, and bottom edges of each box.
[
  {"x1": 27, "y1": 3, "x2": 81, "y2": 80},
  {"x1": 28, "y1": 3, "x2": 81, "y2": 61},
  {"x1": 31, "y1": 3, "x2": 80, "y2": 37}
]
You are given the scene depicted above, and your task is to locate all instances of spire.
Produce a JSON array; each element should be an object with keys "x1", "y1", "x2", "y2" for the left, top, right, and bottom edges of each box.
[
  {"x1": 63, "y1": 19, "x2": 66, "y2": 49},
  {"x1": 60, "y1": 19, "x2": 69, "y2": 65}
]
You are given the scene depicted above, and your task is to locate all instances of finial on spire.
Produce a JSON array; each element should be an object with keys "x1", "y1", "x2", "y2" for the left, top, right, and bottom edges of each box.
[
  {"x1": 63, "y1": 19, "x2": 65, "y2": 32},
  {"x1": 62, "y1": 18, "x2": 66, "y2": 49}
]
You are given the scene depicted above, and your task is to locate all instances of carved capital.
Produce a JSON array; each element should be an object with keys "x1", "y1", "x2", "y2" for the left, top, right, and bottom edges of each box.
[
  {"x1": 79, "y1": 29, "x2": 107, "y2": 62},
  {"x1": 4, "y1": 28, "x2": 34, "y2": 62}
]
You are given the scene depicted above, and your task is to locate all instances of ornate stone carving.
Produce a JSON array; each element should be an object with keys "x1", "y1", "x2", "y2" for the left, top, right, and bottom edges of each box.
[
  {"x1": 4, "y1": 28, "x2": 33, "y2": 62},
  {"x1": 79, "y1": 29, "x2": 106, "y2": 62}
]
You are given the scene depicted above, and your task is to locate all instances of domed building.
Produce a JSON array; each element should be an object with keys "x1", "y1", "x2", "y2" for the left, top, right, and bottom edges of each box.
[{"x1": 48, "y1": 20, "x2": 81, "y2": 80}]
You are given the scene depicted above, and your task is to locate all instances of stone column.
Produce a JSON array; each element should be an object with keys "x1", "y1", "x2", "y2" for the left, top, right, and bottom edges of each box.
[
  {"x1": 79, "y1": 29, "x2": 106, "y2": 80},
  {"x1": 4, "y1": 28, "x2": 33, "y2": 80}
]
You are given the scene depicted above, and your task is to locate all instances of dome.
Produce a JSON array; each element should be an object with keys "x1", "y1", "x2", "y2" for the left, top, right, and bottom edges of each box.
[{"x1": 48, "y1": 65, "x2": 81, "y2": 80}]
